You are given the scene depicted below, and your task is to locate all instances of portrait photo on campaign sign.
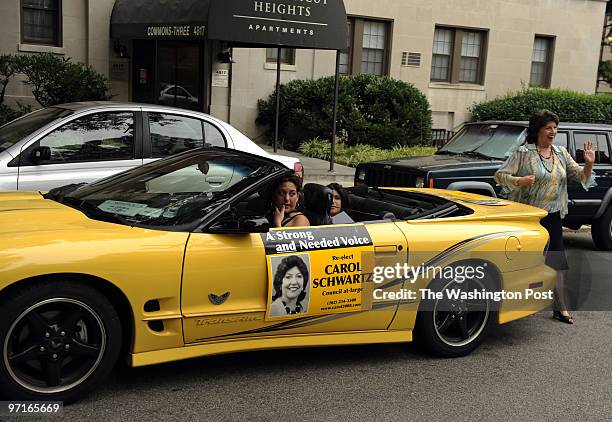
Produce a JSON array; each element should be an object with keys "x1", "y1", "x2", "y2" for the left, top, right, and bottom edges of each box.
[{"x1": 268, "y1": 254, "x2": 311, "y2": 318}]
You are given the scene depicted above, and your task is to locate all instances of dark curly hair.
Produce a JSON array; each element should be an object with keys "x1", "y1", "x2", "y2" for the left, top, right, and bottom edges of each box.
[
  {"x1": 271, "y1": 174, "x2": 302, "y2": 193},
  {"x1": 272, "y1": 255, "x2": 309, "y2": 302},
  {"x1": 526, "y1": 110, "x2": 559, "y2": 144},
  {"x1": 327, "y1": 183, "x2": 350, "y2": 211}
]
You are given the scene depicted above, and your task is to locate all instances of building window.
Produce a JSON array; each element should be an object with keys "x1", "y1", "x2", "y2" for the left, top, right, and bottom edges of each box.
[
  {"x1": 266, "y1": 48, "x2": 295, "y2": 65},
  {"x1": 21, "y1": 0, "x2": 61, "y2": 45},
  {"x1": 459, "y1": 31, "x2": 482, "y2": 83},
  {"x1": 530, "y1": 36, "x2": 554, "y2": 88},
  {"x1": 361, "y1": 21, "x2": 386, "y2": 75},
  {"x1": 339, "y1": 18, "x2": 390, "y2": 76},
  {"x1": 338, "y1": 20, "x2": 353, "y2": 75},
  {"x1": 430, "y1": 26, "x2": 487, "y2": 84},
  {"x1": 431, "y1": 28, "x2": 453, "y2": 81},
  {"x1": 338, "y1": 50, "x2": 350, "y2": 75}
]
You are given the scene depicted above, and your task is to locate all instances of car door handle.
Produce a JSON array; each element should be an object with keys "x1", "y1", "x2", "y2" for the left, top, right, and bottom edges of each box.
[
  {"x1": 374, "y1": 245, "x2": 399, "y2": 255},
  {"x1": 206, "y1": 176, "x2": 226, "y2": 185}
]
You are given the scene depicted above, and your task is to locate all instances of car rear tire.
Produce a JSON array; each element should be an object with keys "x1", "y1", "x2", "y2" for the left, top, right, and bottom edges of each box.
[
  {"x1": 0, "y1": 281, "x2": 122, "y2": 403},
  {"x1": 415, "y1": 273, "x2": 496, "y2": 358},
  {"x1": 591, "y1": 206, "x2": 612, "y2": 251}
]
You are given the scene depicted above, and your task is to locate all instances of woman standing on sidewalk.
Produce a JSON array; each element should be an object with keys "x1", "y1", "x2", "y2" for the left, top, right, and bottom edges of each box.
[{"x1": 494, "y1": 110, "x2": 596, "y2": 324}]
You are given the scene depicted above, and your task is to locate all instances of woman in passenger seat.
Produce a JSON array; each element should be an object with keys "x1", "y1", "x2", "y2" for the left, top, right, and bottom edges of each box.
[
  {"x1": 269, "y1": 175, "x2": 310, "y2": 227},
  {"x1": 327, "y1": 183, "x2": 354, "y2": 223}
]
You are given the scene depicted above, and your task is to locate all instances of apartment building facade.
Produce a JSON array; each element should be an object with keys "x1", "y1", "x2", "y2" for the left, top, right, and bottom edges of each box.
[
  {"x1": 1, "y1": 0, "x2": 608, "y2": 138},
  {"x1": 597, "y1": 1, "x2": 612, "y2": 93}
]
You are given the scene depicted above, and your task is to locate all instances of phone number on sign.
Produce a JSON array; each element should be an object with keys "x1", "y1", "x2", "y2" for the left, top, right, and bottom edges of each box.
[
  {"x1": 1, "y1": 401, "x2": 63, "y2": 415},
  {"x1": 321, "y1": 298, "x2": 359, "y2": 311},
  {"x1": 326, "y1": 298, "x2": 357, "y2": 306}
]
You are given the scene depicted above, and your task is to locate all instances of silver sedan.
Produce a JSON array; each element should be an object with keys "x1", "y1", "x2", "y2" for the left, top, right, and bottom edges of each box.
[{"x1": 0, "y1": 102, "x2": 302, "y2": 191}]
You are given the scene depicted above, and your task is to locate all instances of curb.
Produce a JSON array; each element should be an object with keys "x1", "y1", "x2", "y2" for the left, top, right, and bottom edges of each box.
[{"x1": 304, "y1": 173, "x2": 355, "y2": 185}]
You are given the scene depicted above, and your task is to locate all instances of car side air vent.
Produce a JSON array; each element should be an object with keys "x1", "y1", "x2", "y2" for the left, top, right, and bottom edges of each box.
[
  {"x1": 144, "y1": 300, "x2": 161, "y2": 312},
  {"x1": 148, "y1": 321, "x2": 164, "y2": 332}
]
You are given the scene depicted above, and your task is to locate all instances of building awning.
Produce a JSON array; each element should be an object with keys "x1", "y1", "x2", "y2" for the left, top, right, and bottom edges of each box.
[
  {"x1": 111, "y1": 0, "x2": 348, "y2": 50},
  {"x1": 111, "y1": 0, "x2": 210, "y2": 40}
]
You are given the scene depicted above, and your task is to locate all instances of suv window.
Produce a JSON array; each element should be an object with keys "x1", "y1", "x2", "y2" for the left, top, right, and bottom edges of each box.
[
  {"x1": 554, "y1": 132, "x2": 569, "y2": 148},
  {"x1": 149, "y1": 113, "x2": 204, "y2": 158},
  {"x1": 438, "y1": 124, "x2": 526, "y2": 160},
  {"x1": 24, "y1": 112, "x2": 134, "y2": 165},
  {"x1": 574, "y1": 132, "x2": 610, "y2": 164}
]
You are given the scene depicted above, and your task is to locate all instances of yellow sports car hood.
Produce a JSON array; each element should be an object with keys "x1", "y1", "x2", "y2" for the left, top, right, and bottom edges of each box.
[
  {"x1": 0, "y1": 192, "x2": 112, "y2": 235},
  {"x1": 0, "y1": 192, "x2": 188, "y2": 288}
]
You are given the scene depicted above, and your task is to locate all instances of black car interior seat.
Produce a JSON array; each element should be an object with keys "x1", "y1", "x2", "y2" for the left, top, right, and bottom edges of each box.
[
  {"x1": 302, "y1": 183, "x2": 333, "y2": 226},
  {"x1": 347, "y1": 185, "x2": 417, "y2": 221}
]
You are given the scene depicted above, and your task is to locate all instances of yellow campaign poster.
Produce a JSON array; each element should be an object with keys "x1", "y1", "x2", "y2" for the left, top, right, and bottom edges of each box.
[{"x1": 261, "y1": 225, "x2": 375, "y2": 320}]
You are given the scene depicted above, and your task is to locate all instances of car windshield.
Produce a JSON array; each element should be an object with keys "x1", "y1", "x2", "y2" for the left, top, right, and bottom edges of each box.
[
  {"x1": 54, "y1": 149, "x2": 284, "y2": 228},
  {"x1": 0, "y1": 107, "x2": 73, "y2": 152},
  {"x1": 437, "y1": 124, "x2": 527, "y2": 160}
]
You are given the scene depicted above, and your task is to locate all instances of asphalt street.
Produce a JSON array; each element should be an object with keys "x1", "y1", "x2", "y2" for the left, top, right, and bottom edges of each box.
[{"x1": 47, "y1": 230, "x2": 612, "y2": 420}]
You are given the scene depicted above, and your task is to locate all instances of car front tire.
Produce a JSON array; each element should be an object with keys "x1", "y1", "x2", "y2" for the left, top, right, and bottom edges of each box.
[
  {"x1": 0, "y1": 281, "x2": 122, "y2": 403},
  {"x1": 415, "y1": 275, "x2": 496, "y2": 358},
  {"x1": 591, "y1": 206, "x2": 612, "y2": 251}
]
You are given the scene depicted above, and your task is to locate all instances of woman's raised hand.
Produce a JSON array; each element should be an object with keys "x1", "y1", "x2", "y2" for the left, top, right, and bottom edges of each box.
[
  {"x1": 583, "y1": 141, "x2": 595, "y2": 165},
  {"x1": 273, "y1": 204, "x2": 285, "y2": 227}
]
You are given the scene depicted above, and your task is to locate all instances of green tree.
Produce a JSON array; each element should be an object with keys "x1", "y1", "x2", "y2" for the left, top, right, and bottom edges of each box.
[
  {"x1": 0, "y1": 54, "x2": 19, "y2": 105},
  {"x1": 470, "y1": 88, "x2": 612, "y2": 124},
  {"x1": 16, "y1": 53, "x2": 110, "y2": 107},
  {"x1": 256, "y1": 74, "x2": 432, "y2": 150}
]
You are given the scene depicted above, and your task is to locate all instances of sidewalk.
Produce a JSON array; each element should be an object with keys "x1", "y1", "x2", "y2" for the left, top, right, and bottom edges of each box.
[{"x1": 260, "y1": 143, "x2": 355, "y2": 185}]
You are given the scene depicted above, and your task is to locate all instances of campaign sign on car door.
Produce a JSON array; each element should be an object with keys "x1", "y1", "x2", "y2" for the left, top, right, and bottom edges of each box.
[{"x1": 261, "y1": 226, "x2": 374, "y2": 320}]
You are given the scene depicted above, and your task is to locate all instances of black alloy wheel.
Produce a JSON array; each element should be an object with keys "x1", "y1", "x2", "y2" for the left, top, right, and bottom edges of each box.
[
  {"x1": 432, "y1": 279, "x2": 490, "y2": 347},
  {"x1": 0, "y1": 282, "x2": 122, "y2": 403},
  {"x1": 416, "y1": 274, "x2": 495, "y2": 357}
]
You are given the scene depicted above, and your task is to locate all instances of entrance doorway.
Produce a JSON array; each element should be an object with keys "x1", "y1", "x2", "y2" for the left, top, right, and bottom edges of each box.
[{"x1": 132, "y1": 40, "x2": 204, "y2": 111}]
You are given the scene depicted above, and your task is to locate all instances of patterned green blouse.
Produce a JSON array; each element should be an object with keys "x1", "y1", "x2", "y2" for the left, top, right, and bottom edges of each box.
[{"x1": 494, "y1": 144, "x2": 596, "y2": 218}]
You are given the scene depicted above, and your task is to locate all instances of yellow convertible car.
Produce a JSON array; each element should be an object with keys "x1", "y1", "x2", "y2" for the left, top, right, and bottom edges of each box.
[{"x1": 0, "y1": 148, "x2": 555, "y2": 402}]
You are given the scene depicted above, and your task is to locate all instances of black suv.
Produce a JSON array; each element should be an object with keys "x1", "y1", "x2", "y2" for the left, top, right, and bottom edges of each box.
[{"x1": 355, "y1": 121, "x2": 612, "y2": 250}]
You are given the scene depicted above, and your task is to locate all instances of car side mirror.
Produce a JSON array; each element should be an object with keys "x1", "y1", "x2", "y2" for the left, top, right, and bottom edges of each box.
[
  {"x1": 208, "y1": 215, "x2": 270, "y2": 234},
  {"x1": 240, "y1": 216, "x2": 270, "y2": 233},
  {"x1": 30, "y1": 146, "x2": 51, "y2": 163}
]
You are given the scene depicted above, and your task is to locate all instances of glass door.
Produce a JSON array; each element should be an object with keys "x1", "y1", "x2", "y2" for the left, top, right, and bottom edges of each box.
[{"x1": 157, "y1": 42, "x2": 202, "y2": 111}]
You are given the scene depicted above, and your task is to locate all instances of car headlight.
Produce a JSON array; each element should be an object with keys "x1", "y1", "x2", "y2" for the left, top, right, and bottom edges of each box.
[
  {"x1": 357, "y1": 169, "x2": 366, "y2": 181},
  {"x1": 415, "y1": 177, "x2": 424, "y2": 188}
]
